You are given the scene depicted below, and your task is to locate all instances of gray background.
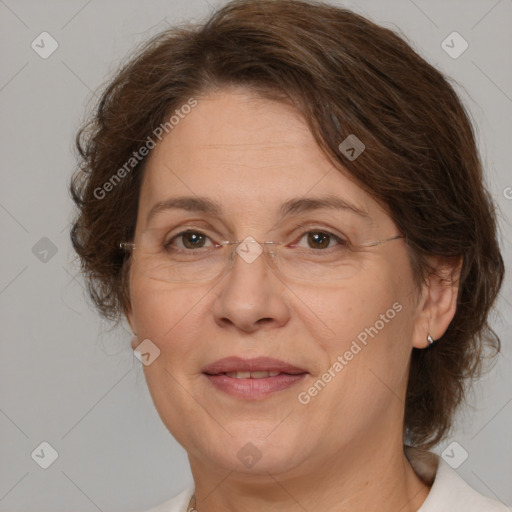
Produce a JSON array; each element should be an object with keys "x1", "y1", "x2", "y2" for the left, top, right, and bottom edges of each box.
[{"x1": 1, "y1": 0, "x2": 511, "y2": 510}]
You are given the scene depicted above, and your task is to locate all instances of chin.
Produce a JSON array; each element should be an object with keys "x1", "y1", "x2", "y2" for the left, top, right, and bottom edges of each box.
[{"x1": 195, "y1": 428, "x2": 312, "y2": 475}]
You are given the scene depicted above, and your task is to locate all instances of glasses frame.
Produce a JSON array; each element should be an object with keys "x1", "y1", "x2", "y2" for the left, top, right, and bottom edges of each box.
[{"x1": 119, "y1": 233, "x2": 405, "y2": 283}]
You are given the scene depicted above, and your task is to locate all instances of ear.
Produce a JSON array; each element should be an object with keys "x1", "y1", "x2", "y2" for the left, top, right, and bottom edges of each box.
[{"x1": 412, "y1": 256, "x2": 463, "y2": 349}]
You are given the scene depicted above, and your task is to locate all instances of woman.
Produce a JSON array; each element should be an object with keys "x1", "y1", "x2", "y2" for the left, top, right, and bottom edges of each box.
[{"x1": 69, "y1": 1, "x2": 509, "y2": 510}]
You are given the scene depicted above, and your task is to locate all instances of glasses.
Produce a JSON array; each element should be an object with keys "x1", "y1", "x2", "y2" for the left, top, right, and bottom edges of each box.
[{"x1": 119, "y1": 225, "x2": 405, "y2": 284}]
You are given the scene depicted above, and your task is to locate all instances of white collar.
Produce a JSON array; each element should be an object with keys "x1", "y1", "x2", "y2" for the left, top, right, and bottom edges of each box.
[{"x1": 405, "y1": 445, "x2": 510, "y2": 511}]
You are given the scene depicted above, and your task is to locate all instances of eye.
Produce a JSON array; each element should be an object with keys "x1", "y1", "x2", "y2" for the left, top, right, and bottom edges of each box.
[
  {"x1": 293, "y1": 230, "x2": 347, "y2": 250},
  {"x1": 164, "y1": 230, "x2": 215, "y2": 250}
]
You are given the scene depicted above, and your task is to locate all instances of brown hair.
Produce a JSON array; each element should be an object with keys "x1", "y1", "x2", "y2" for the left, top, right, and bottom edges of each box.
[{"x1": 69, "y1": 0, "x2": 504, "y2": 449}]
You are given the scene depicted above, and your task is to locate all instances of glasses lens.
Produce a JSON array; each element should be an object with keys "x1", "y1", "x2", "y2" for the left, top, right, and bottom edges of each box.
[
  {"x1": 272, "y1": 244, "x2": 363, "y2": 282},
  {"x1": 132, "y1": 229, "x2": 226, "y2": 282}
]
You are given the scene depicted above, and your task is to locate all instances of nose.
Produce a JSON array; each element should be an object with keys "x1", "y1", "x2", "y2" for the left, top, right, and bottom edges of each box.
[{"x1": 212, "y1": 241, "x2": 290, "y2": 333}]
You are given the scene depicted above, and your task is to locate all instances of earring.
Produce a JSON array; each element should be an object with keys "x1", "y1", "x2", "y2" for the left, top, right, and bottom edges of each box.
[{"x1": 427, "y1": 334, "x2": 435, "y2": 346}]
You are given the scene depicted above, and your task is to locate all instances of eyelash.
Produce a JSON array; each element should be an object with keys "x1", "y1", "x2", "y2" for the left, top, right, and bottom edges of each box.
[{"x1": 163, "y1": 227, "x2": 350, "y2": 252}]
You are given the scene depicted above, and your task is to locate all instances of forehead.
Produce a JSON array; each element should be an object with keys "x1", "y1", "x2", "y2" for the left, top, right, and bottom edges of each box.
[{"x1": 137, "y1": 87, "x2": 390, "y2": 228}]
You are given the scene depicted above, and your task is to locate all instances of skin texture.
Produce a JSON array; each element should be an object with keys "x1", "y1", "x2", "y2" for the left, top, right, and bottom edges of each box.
[{"x1": 126, "y1": 87, "x2": 460, "y2": 512}]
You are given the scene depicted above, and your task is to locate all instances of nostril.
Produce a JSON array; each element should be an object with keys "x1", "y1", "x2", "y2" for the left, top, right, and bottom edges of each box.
[{"x1": 256, "y1": 317, "x2": 273, "y2": 325}]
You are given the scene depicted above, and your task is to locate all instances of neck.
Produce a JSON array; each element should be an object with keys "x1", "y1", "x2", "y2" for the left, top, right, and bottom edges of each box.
[{"x1": 188, "y1": 434, "x2": 431, "y2": 512}]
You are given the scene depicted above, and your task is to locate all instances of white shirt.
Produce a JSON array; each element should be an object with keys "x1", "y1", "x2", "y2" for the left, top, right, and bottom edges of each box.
[{"x1": 143, "y1": 446, "x2": 511, "y2": 511}]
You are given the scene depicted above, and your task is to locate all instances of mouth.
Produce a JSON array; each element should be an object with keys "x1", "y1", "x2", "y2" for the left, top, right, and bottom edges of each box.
[
  {"x1": 202, "y1": 357, "x2": 308, "y2": 400},
  {"x1": 202, "y1": 356, "x2": 308, "y2": 375},
  {"x1": 219, "y1": 370, "x2": 289, "y2": 379}
]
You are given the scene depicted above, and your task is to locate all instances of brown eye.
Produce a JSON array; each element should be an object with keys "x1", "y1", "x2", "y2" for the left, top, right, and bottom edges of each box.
[
  {"x1": 165, "y1": 231, "x2": 212, "y2": 250},
  {"x1": 181, "y1": 232, "x2": 207, "y2": 249},
  {"x1": 306, "y1": 231, "x2": 334, "y2": 249}
]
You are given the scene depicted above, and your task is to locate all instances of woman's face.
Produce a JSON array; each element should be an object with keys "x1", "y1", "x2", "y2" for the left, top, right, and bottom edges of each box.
[{"x1": 127, "y1": 87, "x2": 426, "y2": 476}]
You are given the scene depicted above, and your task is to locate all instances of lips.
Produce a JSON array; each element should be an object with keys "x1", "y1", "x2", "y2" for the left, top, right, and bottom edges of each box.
[
  {"x1": 202, "y1": 357, "x2": 308, "y2": 399},
  {"x1": 202, "y1": 356, "x2": 308, "y2": 376}
]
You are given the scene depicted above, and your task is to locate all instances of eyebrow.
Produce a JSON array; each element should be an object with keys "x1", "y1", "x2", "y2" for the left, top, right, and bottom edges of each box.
[{"x1": 146, "y1": 194, "x2": 372, "y2": 224}]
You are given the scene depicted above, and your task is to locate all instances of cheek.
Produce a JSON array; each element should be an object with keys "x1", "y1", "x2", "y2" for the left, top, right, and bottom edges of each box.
[
  {"x1": 298, "y1": 270, "x2": 400, "y2": 344},
  {"x1": 301, "y1": 265, "x2": 412, "y2": 399},
  {"x1": 129, "y1": 275, "x2": 209, "y2": 345},
  {"x1": 130, "y1": 281, "x2": 209, "y2": 425},
  {"x1": 303, "y1": 279, "x2": 410, "y2": 417}
]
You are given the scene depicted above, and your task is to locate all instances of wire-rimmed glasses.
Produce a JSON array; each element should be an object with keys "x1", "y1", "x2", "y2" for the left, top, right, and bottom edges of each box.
[{"x1": 119, "y1": 227, "x2": 405, "y2": 284}]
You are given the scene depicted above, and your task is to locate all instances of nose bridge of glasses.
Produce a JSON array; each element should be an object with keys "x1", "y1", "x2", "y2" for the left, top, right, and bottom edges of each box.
[{"x1": 222, "y1": 237, "x2": 278, "y2": 273}]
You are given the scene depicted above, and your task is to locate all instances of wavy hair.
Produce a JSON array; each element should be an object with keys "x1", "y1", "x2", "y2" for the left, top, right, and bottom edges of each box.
[{"x1": 69, "y1": 0, "x2": 504, "y2": 449}]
